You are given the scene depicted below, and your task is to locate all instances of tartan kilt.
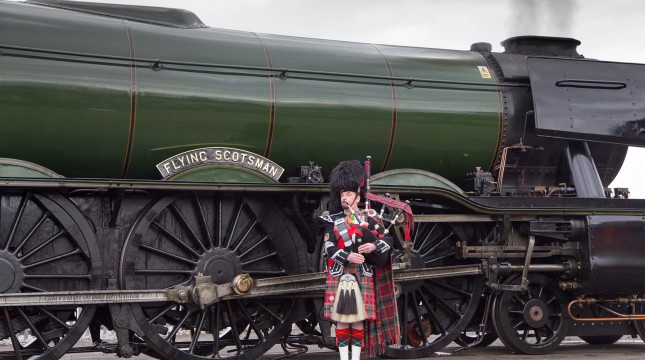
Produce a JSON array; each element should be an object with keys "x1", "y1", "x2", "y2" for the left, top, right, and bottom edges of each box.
[{"x1": 323, "y1": 263, "x2": 376, "y2": 320}]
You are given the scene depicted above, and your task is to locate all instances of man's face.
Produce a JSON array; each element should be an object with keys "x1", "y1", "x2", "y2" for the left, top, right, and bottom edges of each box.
[{"x1": 340, "y1": 190, "x2": 360, "y2": 211}]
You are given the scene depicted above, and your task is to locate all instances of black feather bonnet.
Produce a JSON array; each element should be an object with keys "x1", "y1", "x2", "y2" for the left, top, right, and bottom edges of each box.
[{"x1": 328, "y1": 160, "x2": 366, "y2": 213}]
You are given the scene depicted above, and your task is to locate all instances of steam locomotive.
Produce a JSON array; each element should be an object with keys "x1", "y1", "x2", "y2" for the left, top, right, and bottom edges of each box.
[{"x1": 2, "y1": 1, "x2": 645, "y2": 359}]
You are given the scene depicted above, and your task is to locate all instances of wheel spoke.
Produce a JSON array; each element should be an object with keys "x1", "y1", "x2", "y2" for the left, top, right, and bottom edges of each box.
[
  {"x1": 165, "y1": 309, "x2": 191, "y2": 342},
  {"x1": 416, "y1": 288, "x2": 446, "y2": 334},
  {"x1": 3, "y1": 308, "x2": 24, "y2": 360},
  {"x1": 152, "y1": 221, "x2": 201, "y2": 258},
  {"x1": 22, "y1": 284, "x2": 46, "y2": 292},
  {"x1": 410, "y1": 292, "x2": 428, "y2": 345},
  {"x1": 135, "y1": 269, "x2": 194, "y2": 275},
  {"x1": 420, "y1": 231, "x2": 453, "y2": 257},
  {"x1": 427, "y1": 279, "x2": 472, "y2": 298},
  {"x1": 19, "y1": 230, "x2": 65, "y2": 262},
  {"x1": 170, "y1": 203, "x2": 207, "y2": 253},
  {"x1": 224, "y1": 200, "x2": 244, "y2": 249},
  {"x1": 12, "y1": 211, "x2": 50, "y2": 255},
  {"x1": 193, "y1": 193, "x2": 213, "y2": 250},
  {"x1": 188, "y1": 311, "x2": 207, "y2": 354},
  {"x1": 16, "y1": 307, "x2": 49, "y2": 349},
  {"x1": 537, "y1": 285, "x2": 545, "y2": 299},
  {"x1": 421, "y1": 284, "x2": 461, "y2": 318},
  {"x1": 238, "y1": 235, "x2": 268, "y2": 258},
  {"x1": 212, "y1": 302, "x2": 221, "y2": 357},
  {"x1": 25, "y1": 274, "x2": 91, "y2": 280},
  {"x1": 512, "y1": 319, "x2": 525, "y2": 330},
  {"x1": 149, "y1": 304, "x2": 178, "y2": 323},
  {"x1": 225, "y1": 301, "x2": 243, "y2": 354},
  {"x1": 23, "y1": 248, "x2": 82, "y2": 269},
  {"x1": 241, "y1": 251, "x2": 277, "y2": 266},
  {"x1": 3, "y1": 193, "x2": 30, "y2": 251},
  {"x1": 236, "y1": 299, "x2": 265, "y2": 342},
  {"x1": 423, "y1": 250, "x2": 456, "y2": 265},
  {"x1": 400, "y1": 292, "x2": 408, "y2": 348},
  {"x1": 546, "y1": 296, "x2": 557, "y2": 305},
  {"x1": 512, "y1": 295, "x2": 526, "y2": 307},
  {"x1": 414, "y1": 223, "x2": 437, "y2": 251},
  {"x1": 245, "y1": 269, "x2": 286, "y2": 276},
  {"x1": 251, "y1": 300, "x2": 284, "y2": 324},
  {"x1": 140, "y1": 243, "x2": 197, "y2": 265},
  {"x1": 36, "y1": 307, "x2": 72, "y2": 330},
  {"x1": 231, "y1": 219, "x2": 258, "y2": 253},
  {"x1": 215, "y1": 197, "x2": 223, "y2": 248}
]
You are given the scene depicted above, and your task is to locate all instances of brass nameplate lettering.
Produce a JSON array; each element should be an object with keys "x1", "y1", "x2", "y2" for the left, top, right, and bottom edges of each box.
[{"x1": 157, "y1": 147, "x2": 284, "y2": 181}]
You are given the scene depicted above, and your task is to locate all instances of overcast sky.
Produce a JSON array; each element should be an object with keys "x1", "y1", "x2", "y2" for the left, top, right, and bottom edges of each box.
[{"x1": 16, "y1": 0, "x2": 645, "y2": 197}]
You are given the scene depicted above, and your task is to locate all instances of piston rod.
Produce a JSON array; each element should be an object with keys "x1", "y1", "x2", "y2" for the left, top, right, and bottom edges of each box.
[
  {"x1": 0, "y1": 264, "x2": 482, "y2": 307},
  {"x1": 0, "y1": 262, "x2": 570, "y2": 307}
]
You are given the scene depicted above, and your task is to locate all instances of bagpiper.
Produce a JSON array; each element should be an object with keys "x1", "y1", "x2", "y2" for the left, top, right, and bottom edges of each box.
[{"x1": 322, "y1": 160, "x2": 400, "y2": 360}]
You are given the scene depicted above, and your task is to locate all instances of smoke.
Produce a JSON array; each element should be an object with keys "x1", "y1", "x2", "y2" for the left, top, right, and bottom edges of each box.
[{"x1": 511, "y1": 0, "x2": 578, "y2": 36}]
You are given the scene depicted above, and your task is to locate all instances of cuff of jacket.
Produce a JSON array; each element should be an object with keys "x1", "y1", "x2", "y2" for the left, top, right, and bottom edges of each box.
[
  {"x1": 331, "y1": 249, "x2": 350, "y2": 264},
  {"x1": 375, "y1": 239, "x2": 391, "y2": 253}
]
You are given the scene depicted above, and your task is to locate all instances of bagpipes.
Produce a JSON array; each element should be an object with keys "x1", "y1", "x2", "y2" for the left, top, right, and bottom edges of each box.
[
  {"x1": 345, "y1": 156, "x2": 415, "y2": 265},
  {"x1": 365, "y1": 156, "x2": 414, "y2": 242}
]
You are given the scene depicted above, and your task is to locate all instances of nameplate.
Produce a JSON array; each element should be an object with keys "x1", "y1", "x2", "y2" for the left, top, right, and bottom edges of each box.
[{"x1": 156, "y1": 147, "x2": 284, "y2": 181}]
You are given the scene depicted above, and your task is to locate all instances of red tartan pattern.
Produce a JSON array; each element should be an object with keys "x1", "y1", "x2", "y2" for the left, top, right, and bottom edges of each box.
[
  {"x1": 323, "y1": 263, "x2": 376, "y2": 320},
  {"x1": 364, "y1": 261, "x2": 400, "y2": 356}
]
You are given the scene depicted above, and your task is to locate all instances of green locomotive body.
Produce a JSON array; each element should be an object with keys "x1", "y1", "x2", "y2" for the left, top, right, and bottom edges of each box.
[{"x1": 1, "y1": 0, "x2": 499, "y2": 182}]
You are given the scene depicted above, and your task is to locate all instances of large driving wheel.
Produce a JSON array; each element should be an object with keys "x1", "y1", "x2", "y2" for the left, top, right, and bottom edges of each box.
[
  {"x1": 120, "y1": 193, "x2": 306, "y2": 360},
  {"x1": 0, "y1": 192, "x2": 102, "y2": 360},
  {"x1": 492, "y1": 273, "x2": 571, "y2": 354},
  {"x1": 383, "y1": 222, "x2": 483, "y2": 358}
]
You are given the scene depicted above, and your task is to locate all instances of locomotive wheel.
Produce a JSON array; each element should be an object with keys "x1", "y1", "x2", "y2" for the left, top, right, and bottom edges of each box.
[
  {"x1": 120, "y1": 193, "x2": 306, "y2": 360},
  {"x1": 492, "y1": 273, "x2": 571, "y2": 354},
  {"x1": 0, "y1": 192, "x2": 102, "y2": 360},
  {"x1": 383, "y1": 222, "x2": 483, "y2": 358}
]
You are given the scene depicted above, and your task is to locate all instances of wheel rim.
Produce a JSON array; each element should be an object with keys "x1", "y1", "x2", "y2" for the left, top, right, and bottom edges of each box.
[
  {"x1": 120, "y1": 193, "x2": 305, "y2": 360},
  {"x1": 492, "y1": 273, "x2": 571, "y2": 354},
  {"x1": 383, "y1": 222, "x2": 483, "y2": 358},
  {"x1": 0, "y1": 192, "x2": 101, "y2": 360},
  {"x1": 454, "y1": 294, "x2": 497, "y2": 348}
]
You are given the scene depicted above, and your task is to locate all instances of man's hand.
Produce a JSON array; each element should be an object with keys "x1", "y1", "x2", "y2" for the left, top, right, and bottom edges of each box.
[
  {"x1": 347, "y1": 252, "x2": 365, "y2": 264},
  {"x1": 358, "y1": 243, "x2": 377, "y2": 254}
]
